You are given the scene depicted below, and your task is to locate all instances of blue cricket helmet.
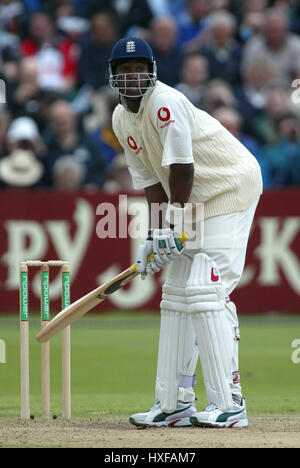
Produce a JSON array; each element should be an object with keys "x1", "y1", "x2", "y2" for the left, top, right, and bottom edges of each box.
[
  {"x1": 109, "y1": 37, "x2": 155, "y2": 69},
  {"x1": 108, "y1": 37, "x2": 157, "y2": 98}
]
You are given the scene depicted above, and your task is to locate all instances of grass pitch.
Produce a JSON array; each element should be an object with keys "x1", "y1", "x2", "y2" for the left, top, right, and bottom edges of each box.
[{"x1": 0, "y1": 312, "x2": 299, "y2": 420}]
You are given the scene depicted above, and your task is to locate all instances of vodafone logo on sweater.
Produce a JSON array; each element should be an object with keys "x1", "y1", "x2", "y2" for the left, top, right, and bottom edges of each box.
[
  {"x1": 157, "y1": 107, "x2": 175, "y2": 128},
  {"x1": 127, "y1": 136, "x2": 142, "y2": 155},
  {"x1": 127, "y1": 136, "x2": 138, "y2": 150}
]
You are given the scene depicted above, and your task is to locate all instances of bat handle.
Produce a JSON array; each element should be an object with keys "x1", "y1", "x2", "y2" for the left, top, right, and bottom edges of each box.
[{"x1": 131, "y1": 231, "x2": 189, "y2": 273}]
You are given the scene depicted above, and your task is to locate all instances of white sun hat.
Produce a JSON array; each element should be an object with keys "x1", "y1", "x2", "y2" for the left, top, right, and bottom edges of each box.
[{"x1": 0, "y1": 149, "x2": 44, "y2": 186}]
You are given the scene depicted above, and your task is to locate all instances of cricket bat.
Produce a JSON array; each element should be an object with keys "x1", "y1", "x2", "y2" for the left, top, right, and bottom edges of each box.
[{"x1": 36, "y1": 232, "x2": 188, "y2": 343}]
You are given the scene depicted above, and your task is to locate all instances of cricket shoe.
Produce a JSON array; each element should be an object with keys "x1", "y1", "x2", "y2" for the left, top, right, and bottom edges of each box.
[
  {"x1": 190, "y1": 397, "x2": 248, "y2": 428},
  {"x1": 129, "y1": 401, "x2": 197, "y2": 428}
]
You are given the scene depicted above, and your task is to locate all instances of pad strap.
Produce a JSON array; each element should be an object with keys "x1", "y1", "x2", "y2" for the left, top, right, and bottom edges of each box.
[{"x1": 179, "y1": 375, "x2": 196, "y2": 387}]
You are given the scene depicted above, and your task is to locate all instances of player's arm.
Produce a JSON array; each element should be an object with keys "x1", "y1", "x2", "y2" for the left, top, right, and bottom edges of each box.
[
  {"x1": 138, "y1": 181, "x2": 185, "y2": 276},
  {"x1": 157, "y1": 94, "x2": 196, "y2": 230},
  {"x1": 169, "y1": 163, "x2": 194, "y2": 207},
  {"x1": 152, "y1": 93, "x2": 195, "y2": 209},
  {"x1": 142, "y1": 94, "x2": 196, "y2": 271},
  {"x1": 144, "y1": 182, "x2": 168, "y2": 229},
  {"x1": 142, "y1": 162, "x2": 194, "y2": 228},
  {"x1": 139, "y1": 163, "x2": 193, "y2": 276}
]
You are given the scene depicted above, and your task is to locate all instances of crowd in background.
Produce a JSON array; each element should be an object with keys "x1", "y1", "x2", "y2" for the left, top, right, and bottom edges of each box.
[{"x1": 0, "y1": 0, "x2": 300, "y2": 191}]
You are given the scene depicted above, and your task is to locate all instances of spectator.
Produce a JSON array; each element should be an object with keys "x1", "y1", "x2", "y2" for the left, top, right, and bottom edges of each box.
[
  {"x1": 0, "y1": 0, "x2": 24, "y2": 35},
  {"x1": 149, "y1": 16, "x2": 182, "y2": 87},
  {"x1": 117, "y1": 0, "x2": 154, "y2": 36},
  {"x1": 103, "y1": 152, "x2": 135, "y2": 194},
  {"x1": 55, "y1": 3, "x2": 90, "y2": 86},
  {"x1": 235, "y1": 0, "x2": 267, "y2": 22},
  {"x1": 208, "y1": 0, "x2": 232, "y2": 13},
  {"x1": 56, "y1": 10, "x2": 89, "y2": 44},
  {"x1": 157, "y1": 0, "x2": 188, "y2": 22},
  {"x1": 28, "y1": 89, "x2": 62, "y2": 135},
  {"x1": 234, "y1": 61, "x2": 273, "y2": 135},
  {"x1": 0, "y1": 16, "x2": 21, "y2": 71},
  {"x1": 202, "y1": 79, "x2": 237, "y2": 113},
  {"x1": 8, "y1": 56, "x2": 39, "y2": 117},
  {"x1": 43, "y1": 99, "x2": 107, "y2": 188},
  {"x1": 197, "y1": 10, "x2": 242, "y2": 85},
  {"x1": 261, "y1": 114, "x2": 300, "y2": 186},
  {"x1": 85, "y1": 88, "x2": 124, "y2": 168},
  {"x1": 175, "y1": 53, "x2": 209, "y2": 108},
  {"x1": 78, "y1": 10, "x2": 119, "y2": 90},
  {"x1": 20, "y1": 11, "x2": 77, "y2": 93},
  {"x1": 0, "y1": 116, "x2": 45, "y2": 188},
  {"x1": 237, "y1": 1, "x2": 266, "y2": 44},
  {"x1": 6, "y1": 114, "x2": 45, "y2": 153},
  {"x1": 253, "y1": 87, "x2": 293, "y2": 144},
  {"x1": 52, "y1": 155, "x2": 87, "y2": 191},
  {"x1": 74, "y1": 0, "x2": 153, "y2": 36},
  {"x1": 213, "y1": 106, "x2": 272, "y2": 188},
  {"x1": 270, "y1": 0, "x2": 300, "y2": 35},
  {"x1": 147, "y1": 0, "x2": 172, "y2": 17},
  {"x1": 242, "y1": 8, "x2": 300, "y2": 88},
  {"x1": 177, "y1": 0, "x2": 209, "y2": 48}
]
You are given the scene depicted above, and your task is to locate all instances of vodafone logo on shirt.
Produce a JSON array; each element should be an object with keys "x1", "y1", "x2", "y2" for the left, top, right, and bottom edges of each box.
[
  {"x1": 127, "y1": 136, "x2": 138, "y2": 150},
  {"x1": 158, "y1": 107, "x2": 171, "y2": 122},
  {"x1": 157, "y1": 107, "x2": 175, "y2": 128},
  {"x1": 127, "y1": 136, "x2": 142, "y2": 155}
]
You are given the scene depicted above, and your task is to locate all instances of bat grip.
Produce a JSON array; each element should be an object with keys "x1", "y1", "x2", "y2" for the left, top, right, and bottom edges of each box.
[{"x1": 131, "y1": 231, "x2": 189, "y2": 273}]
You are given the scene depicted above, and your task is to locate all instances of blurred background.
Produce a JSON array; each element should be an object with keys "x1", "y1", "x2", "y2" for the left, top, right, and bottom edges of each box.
[
  {"x1": 0, "y1": 0, "x2": 299, "y2": 315},
  {"x1": 0, "y1": 0, "x2": 299, "y2": 426},
  {"x1": 0, "y1": 0, "x2": 300, "y2": 191}
]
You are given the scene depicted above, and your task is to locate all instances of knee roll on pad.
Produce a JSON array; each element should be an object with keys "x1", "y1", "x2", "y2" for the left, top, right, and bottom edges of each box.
[{"x1": 185, "y1": 253, "x2": 234, "y2": 411}]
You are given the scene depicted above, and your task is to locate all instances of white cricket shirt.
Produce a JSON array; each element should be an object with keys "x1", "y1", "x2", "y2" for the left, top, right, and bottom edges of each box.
[{"x1": 112, "y1": 81, "x2": 263, "y2": 219}]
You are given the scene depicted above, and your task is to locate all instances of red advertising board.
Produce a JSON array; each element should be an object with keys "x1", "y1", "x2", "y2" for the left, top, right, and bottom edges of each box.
[{"x1": 0, "y1": 189, "x2": 299, "y2": 314}]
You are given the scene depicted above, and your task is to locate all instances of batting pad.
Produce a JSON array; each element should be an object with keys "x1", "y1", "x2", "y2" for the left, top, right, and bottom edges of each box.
[
  {"x1": 186, "y1": 253, "x2": 234, "y2": 411},
  {"x1": 156, "y1": 255, "x2": 198, "y2": 413}
]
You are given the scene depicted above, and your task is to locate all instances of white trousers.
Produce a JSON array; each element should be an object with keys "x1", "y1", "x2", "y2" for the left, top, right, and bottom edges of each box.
[
  {"x1": 184, "y1": 198, "x2": 259, "y2": 396},
  {"x1": 156, "y1": 198, "x2": 259, "y2": 408}
]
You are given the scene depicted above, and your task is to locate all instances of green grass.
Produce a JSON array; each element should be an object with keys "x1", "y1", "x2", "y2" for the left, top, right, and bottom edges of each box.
[{"x1": 0, "y1": 312, "x2": 300, "y2": 419}]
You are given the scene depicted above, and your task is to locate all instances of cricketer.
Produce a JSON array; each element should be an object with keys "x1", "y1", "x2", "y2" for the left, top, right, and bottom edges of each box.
[{"x1": 109, "y1": 36, "x2": 262, "y2": 428}]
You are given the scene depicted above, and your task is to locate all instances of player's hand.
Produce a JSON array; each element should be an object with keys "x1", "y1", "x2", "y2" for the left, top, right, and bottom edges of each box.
[
  {"x1": 151, "y1": 228, "x2": 184, "y2": 269},
  {"x1": 137, "y1": 229, "x2": 185, "y2": 279},
  {"x1": 136, "y1": 231, "x2": 155, "y2": 276}
]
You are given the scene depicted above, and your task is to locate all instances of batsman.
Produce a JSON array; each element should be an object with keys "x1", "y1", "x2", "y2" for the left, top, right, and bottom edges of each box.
[{"x1": 109, "y1": 37, "x2": 263, "y2": 428}]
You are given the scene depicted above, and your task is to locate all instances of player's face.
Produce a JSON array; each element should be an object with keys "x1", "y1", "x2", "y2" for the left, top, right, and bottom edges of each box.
[{"x1": 115, "y1": 61, "x2": 150, "y2": 99}]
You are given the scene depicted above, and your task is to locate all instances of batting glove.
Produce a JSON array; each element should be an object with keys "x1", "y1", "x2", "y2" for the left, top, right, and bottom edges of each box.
[
  {"x1": 136, "y1": 230, "x2": 156, "y2": 278},
  {"x1": 151, "y1": 228, "x2": 184, "y2": 270}
]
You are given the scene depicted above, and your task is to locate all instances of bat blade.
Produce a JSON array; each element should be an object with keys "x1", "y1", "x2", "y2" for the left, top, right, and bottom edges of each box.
[{"x1": 36, "y1": 266, "x2": 138, "y2": 343}]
